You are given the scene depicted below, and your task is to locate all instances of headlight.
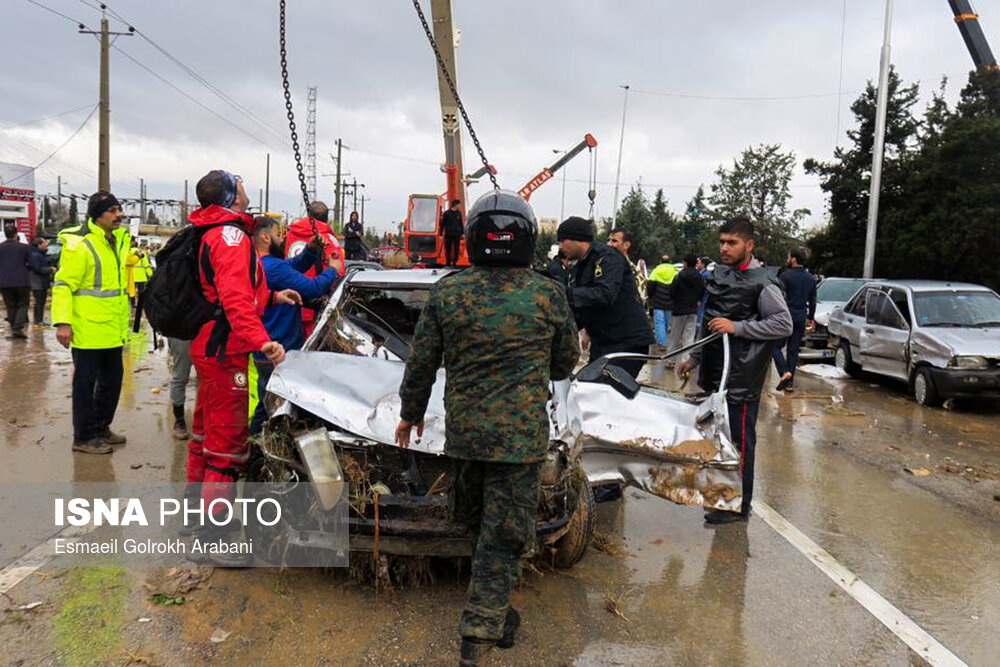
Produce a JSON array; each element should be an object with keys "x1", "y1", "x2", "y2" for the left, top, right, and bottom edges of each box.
[
  {"x1": 949, "y1": 355, "x2": 989, "y2": 370},
  {"x1": 295, "y1": 428, "x2": 344, "y2": 510}
]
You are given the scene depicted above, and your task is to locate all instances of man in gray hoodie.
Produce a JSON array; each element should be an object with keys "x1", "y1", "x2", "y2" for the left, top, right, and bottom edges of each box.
[{"x1": 677, "y1": 216, "x2": 791, "y2": 524}]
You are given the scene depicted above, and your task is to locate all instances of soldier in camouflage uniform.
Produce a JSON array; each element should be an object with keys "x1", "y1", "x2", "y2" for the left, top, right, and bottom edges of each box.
[{"x1": 396, "y1": 190, "x2": 580, "y2": 665}]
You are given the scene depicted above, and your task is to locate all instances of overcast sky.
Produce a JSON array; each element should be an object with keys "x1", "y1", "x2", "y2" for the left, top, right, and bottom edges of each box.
[{"x1": 0, "y1": 0, "x2": 991, "y2": 233}]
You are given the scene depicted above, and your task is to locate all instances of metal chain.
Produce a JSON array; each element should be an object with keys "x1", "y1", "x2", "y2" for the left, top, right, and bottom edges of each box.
[
  {"x1": 279, "y1": 0, "x2": 316, "y2": 231},
  {"x1": 410, "y1": 0, "x2": 499, "y2": 191}
]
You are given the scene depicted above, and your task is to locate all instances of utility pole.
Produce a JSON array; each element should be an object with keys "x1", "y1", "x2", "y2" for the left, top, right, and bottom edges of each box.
[
  {"x1": 864, "y1": 0, "x2": 894, "y2": 279},
  {"x1": 611, "y1": 84, "x2": 630, "y2": 226},
  {"x1": 333, "y1": 139, "x2": 342, "y2": 226},
  {"x1": 57, "y1": 176, "x2": 62, "y2": 223},
  {"x1": 360, "y1": 195, "x2": 370, "y2": 225},
  {"x1": 79, "y1": 11, "x2": 133, "y2": 191},
  {"x1": 352, "y1": 178, "x2": 358, "y2": 213},
  {"x1": 182, "y1": 179, "x2": 188, "y2": 224},
  {"x1": 139, "y1": 178, "x2": 146, "y2": 222},
  {"x1": 264, "y1": 153, "x2": 270, "y2": 211}
]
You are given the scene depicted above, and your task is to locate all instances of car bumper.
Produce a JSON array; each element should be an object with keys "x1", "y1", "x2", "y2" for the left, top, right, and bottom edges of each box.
[
  {"x1": 800, "y1": 331, "x2": 834, "y2": 361},
  {"x1": 928, "y1": 367, "x2": 1000, "y2": 398}
]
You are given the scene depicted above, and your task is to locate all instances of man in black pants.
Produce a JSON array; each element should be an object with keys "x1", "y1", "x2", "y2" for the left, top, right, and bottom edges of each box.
[
  {"x1": 0, "y1": 223, "x2": 31, "y2": 339},
  {"x1": 677, "y1": 217, "x2": 791, "y2": 524},
  {"x1": 52, "y1": 192, "x2": 131, "y2": 455},
  {"x1": 29, "y1": 237, "x2": 55, "y2": 326},
  {"x1": 773, "y1": 246, "x2": 817, "y2": 392},
  {"x1": 439, "y1": 199, "x2": 464, "y2": 265},
  {"x1": 558, "y1": 216, "x2": 653, "y2": 378}
]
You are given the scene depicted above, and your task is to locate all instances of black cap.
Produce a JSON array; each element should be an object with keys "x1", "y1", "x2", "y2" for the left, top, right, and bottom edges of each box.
[{"x1": 557, "y1": 216, "x2": 594, "y2": 242}]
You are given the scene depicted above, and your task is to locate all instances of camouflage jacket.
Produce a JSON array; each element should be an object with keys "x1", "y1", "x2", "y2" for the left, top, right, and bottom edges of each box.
[{"x1": 399, "y1": 266, "x2": 580, "y2": 463}]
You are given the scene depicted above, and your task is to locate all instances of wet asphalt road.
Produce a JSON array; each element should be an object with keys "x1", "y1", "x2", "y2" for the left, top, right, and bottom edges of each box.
[{"x1": 1, "y1": 325, "x2": 998, "y2": 666}]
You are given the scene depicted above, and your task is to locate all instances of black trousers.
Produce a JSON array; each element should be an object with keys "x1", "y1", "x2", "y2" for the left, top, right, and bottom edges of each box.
[
  {"x1": 444, "y1": 235, "x2": 462, "y2": 265},
  {"x1": 32, "y1": 288, "x2": 48, "y2": 323},
  {"x1": 772, "y1": 314, "x2": 807, "y2": 378},
  {"x1": 1, "y1": 287, "x2": 30, "y2": 333},
  {"x1": 71, "y1": 347, "x2": 124, "y2": 442},
  {"x1": 727, "y1": 399, "x2": 760, "y2": 516},
  {"x1": 590, "y1": 343, "x2": 649, "y2": 378}
]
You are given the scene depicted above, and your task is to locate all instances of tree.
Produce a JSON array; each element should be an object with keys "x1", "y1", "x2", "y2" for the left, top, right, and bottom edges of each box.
[
  {"x1": 612, "y1": 185, "x2": 655, "y2": 263},
  {"x1": 146, "y1": 208, "x2": 159, "y2": 225},
  {"x1": 679, "y1": 185, "x2": 717, "y2": 258},
  {"x1": 709, "y1": 143, "x2": 808, "y2": 265},
  {"x1": 534, "y1": 228, "x2": 557, "y2": 265},
  {"x1": 876, "y1": 68, "x2": 1000, "y2": 290},
  {"x1": 66, "y1": 197, "x2": 78, "y2": 228},
  {"x1": 805, "y1": 67, "x2": 920, "y2": 276}
]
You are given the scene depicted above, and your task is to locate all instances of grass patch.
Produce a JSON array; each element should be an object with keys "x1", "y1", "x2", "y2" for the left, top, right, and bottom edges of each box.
[{"x1": 53, "y1": 567, "x2": 127, "y2": 667}]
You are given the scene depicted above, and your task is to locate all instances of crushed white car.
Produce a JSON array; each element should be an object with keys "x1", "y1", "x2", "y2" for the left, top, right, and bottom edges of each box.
[{"x1": 254, "y1": 268, "x2": 742, "y2": 566}]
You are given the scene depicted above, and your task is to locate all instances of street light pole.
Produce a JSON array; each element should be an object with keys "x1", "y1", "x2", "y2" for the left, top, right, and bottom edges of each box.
[
  {"x1": 863, "y1": 0, "x2": 895, "y2": 279},
  {"x1": 611, "y1": 84, "x2": 630, "y2": 226}
]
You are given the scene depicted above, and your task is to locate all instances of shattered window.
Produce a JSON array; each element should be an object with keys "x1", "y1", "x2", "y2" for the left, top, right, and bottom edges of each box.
[{"x1": 342, "y1": 286, "x2": 430, "y2": 342}]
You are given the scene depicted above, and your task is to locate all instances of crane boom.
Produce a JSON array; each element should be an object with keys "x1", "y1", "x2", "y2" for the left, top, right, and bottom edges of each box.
[
  {"x1": 430, "y1": 0, "x2": 466, "y2": 212},
  {"x1": 519, "y1": 134, "x2": 598, "y2": 201},
  {"x1": 948, "y1": 0, "x2": 997, "y2": 69}
]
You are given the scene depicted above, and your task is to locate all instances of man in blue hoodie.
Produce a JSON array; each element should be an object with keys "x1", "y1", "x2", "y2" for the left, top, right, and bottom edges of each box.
[{"x1": 249, "y1": 217, "x2": 339, "y2": 433}]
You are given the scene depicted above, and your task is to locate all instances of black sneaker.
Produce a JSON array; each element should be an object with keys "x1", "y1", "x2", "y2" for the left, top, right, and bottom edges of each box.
[
  {"x1": 459, "y1": 638, "x2": 496, "y2": 666},
  {"x1": 172, "y1": 421, "x2": 189, "y2": 440},
  {"x1": 11, "y1": 331, "x2": 28, "y2": 340},
  {"x1": 72, "y1": 439, "x2": 114, "y2": 455},
  {"x1": 95, "y1": 429, "x2": 127, "y2": 445},
  {"x1": 498, "y1": 608, "x2": 521, "y2": 649},
  {"x1": 704, "y1": 509, "x2": 747, "y2": 525}
]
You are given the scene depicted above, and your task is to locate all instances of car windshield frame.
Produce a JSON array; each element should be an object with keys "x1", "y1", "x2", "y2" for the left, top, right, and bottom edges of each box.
[
  {"x1": 913, "y1": 290, "x2": 1000, "y2": 328},
  {"x1": 817, "y1": 279, "x2": 867, "y2": 303}
]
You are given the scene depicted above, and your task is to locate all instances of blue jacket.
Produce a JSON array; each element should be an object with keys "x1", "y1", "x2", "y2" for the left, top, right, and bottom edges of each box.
[
  {"x1": 28, "y1": 246, "x2": 53, "y2": 291},
  {"x1": 259, "y1": 248, "x2": 338, "y2": 353},
  {"x1": 779, "y1": 266, "x2": 817, "y2": 320}
]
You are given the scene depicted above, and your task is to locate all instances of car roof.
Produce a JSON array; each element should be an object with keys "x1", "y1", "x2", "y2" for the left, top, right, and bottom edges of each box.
[
  {"x1": 865, "y1": 279, "x2": 994, "y2": 293},
  {"x1": 346, "y1": 268, "x2": 455, "y2": 288}
]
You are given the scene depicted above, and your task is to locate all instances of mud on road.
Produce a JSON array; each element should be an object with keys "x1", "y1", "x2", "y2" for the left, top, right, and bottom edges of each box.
[{"x1": 1, "y1": 328, "x2": 998, "y2": 665}]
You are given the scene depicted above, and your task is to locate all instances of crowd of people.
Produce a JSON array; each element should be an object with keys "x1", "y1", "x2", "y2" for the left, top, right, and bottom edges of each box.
[{"x1": 1, "y1": 176, "x2": 823, "y2": 665}]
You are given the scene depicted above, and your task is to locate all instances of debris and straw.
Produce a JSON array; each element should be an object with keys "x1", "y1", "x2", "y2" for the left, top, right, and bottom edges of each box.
[{"x1": 604, "y1": 582, "x2": 637, "y2": 623}]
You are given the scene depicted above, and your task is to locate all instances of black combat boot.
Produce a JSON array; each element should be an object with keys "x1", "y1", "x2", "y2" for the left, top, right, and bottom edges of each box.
[
  {"x1": 172, "y1": 404, "x2": 189, "y2": 440},
  {"x1": 497, "y1": 607, "x2": 521, "y2": 649},
  {"x1": 459, "y1": 638, "x2": 496, "y2": 666}
]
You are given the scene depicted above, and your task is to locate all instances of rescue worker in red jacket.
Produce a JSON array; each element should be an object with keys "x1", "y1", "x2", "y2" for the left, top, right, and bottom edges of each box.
[
  {"x1": 286, "y1": 201, "x2": 345, "y2": 339},
  {"x1": 187, "y1": 170, "x2": 299, "y2": 562}
]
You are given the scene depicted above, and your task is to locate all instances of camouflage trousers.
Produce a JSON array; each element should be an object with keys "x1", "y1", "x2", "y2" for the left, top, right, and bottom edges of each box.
[{"x1": 451, "y1": 459, "x2": 542, "y2": 641}]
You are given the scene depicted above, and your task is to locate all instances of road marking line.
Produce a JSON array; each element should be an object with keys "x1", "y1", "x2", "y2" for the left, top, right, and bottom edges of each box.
[
  {"x1": 0, "y1": 526, "x2": 92, "y2": 595},
  {"x1": 755, "y1": 501, "x2": 968, "y2": 667}
]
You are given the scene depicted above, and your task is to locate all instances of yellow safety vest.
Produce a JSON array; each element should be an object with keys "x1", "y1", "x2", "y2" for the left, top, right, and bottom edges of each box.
[
  {"x1": 134, "y1": 250, "x2": 153, "y2": 282},
  {"x1": 52, "y1": 220, "x2": 131, "y2": 349}
]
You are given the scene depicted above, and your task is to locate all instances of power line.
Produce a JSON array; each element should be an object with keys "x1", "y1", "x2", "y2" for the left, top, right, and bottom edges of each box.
[
  {"x1": 630, "y1": 87, "x2": 859, "y2": 102},
  {"x1": 97, "y1": 0, "x2": 290, "y2": 145},
  {"x1": 110, "y1": 44, "x2": 284, "y2": 151},
  {"x1": 0, "y1": 104, "x2": 98, "y2": 186},
  {"x1": 24, "y1": 0, "x2": 87, "y2": 27},
  {"x1": 0, "y1": 103, "x2": 97, "y2": 132}
]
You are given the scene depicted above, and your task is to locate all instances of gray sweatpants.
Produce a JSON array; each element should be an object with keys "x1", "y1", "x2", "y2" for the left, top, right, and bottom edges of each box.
[
  {"x1": 666, "y1": 314, "x2": 698, "y2": 354},
  {"x1": 167, "y1": 337, "x2": 193, "y2": 408}
]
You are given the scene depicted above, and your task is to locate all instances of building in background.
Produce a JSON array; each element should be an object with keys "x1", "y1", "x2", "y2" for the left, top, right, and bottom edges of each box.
[{"x1": 0, "y1": 162, "x2": 37, "y2": 243}]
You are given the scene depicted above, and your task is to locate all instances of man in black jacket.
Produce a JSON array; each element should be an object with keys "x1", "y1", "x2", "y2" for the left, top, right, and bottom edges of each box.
[
  {"x1": 28, "y1": 237, "x2": 56, "y2": 326},
  {"x1": 773, "y1": 246, "x2": 817, "y2": 392},
  {"x1": 0, "y1": 223, "x2": 31, "y2": 339},
  {"x1": 438, "y1": 199, "x2": 464, "y2": 265},
  {"x1": 677, "y1": 217, "x2": 791, "y2": 524},
  {"x1": 343, "y1": 209, "x2": 366, "y2": 261},
  {"x1": 558, "y1": 216, "x2": 653, "y2": 377},
  {"x1": 666, "y1": 254, "x2": 706, "y2": 356}
]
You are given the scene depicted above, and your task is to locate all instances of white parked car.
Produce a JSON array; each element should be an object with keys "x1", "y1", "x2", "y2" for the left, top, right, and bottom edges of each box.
[{"x1": 827, "y1": 280, "x2": 1000, "y2": 405}]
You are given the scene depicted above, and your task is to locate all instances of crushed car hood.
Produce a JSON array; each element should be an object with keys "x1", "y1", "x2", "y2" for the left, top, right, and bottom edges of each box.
[{"x1": 269, "y1": 350, "x2": 743, "y2": 512}]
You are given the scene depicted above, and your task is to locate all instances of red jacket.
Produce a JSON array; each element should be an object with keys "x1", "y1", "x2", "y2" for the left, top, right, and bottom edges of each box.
[
  {"x1": 286, "y1": 217, "x2": 345, "y2": 324},
  {"x1": 190, "y1": 206, "x2": 271, "y2": 358}
]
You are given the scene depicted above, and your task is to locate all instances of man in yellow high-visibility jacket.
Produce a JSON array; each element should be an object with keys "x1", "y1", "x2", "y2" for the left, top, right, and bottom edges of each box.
[{"x1": 52, "y1": 191, "x2": 131, "y2": 455}]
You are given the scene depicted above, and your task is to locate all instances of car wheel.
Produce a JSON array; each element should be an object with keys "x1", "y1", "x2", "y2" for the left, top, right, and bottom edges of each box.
[
  {"x1": 553, "y1": 474, "x2": 595, "y2": 569},
  {"x1": 913, "y1": 368, "x2": 941, "y2": 407},
  {"x1": 835, "y1": 342, "x2": 860, "y2": 377}
]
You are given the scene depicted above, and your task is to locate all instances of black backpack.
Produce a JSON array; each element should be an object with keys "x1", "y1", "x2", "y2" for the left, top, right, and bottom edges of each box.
[{"x1": 141, "y1": 223, "x2": 233, "y2": 340}]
